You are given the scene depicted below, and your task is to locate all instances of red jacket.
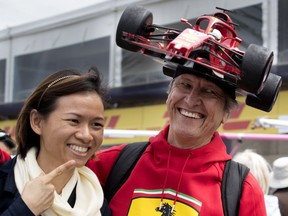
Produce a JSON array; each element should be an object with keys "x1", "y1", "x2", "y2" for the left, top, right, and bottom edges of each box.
[{"x1": 87, "y1": 125, "x2": 266, "y2": 216}]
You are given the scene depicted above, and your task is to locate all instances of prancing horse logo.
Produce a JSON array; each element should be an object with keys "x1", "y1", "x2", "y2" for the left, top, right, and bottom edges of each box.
[{"x1": 155, "y1": 203, "x2": 176, "y2": 216}]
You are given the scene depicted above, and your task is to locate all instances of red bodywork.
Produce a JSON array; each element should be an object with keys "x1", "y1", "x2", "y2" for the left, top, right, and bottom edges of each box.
[
  {"x1": 164, "y1": 13, "x2": 244, "y2": 77},
  {"x1": 122, "y1": 11, "x2": 246, "y2": 83}
]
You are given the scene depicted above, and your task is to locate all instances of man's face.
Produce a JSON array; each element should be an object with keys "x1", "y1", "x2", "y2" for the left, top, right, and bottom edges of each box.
[{"x1": 166, "y1": 73, "x2": 230, "y2": 148}]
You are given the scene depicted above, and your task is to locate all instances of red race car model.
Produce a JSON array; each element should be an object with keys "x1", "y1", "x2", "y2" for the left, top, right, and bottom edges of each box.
[{"x1": 116, "y1": 5, "x2": 282, "y2": 112}]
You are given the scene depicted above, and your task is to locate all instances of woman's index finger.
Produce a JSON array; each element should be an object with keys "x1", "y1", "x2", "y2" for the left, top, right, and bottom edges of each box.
[{"x1": 42, "y1": 160, "x2": 76, "y2": 184}]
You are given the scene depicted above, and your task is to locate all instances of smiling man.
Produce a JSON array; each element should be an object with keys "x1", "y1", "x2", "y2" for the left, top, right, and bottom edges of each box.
[
  {"x1": 166, "y1": 73, "x2": 233, "y2": 149},
  {"x1": 86, "y1": 64, "x2": 267, "y2": 216}
]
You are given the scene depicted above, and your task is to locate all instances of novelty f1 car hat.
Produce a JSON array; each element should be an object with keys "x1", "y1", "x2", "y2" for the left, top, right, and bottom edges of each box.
[{"x1": 116, "y1": 5, "x2": 282, "y2": 112}]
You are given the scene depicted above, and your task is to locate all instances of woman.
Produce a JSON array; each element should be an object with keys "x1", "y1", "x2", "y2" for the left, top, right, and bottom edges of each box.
[{"x1": 0, "y1": 67, "x2": 111, "y2": 215}]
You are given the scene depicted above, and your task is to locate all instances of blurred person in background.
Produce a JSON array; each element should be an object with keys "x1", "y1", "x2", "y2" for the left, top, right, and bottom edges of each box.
[
  {"x1": 233, "y1": 149, "x2": 281, "y2": 216},
  {"x1": 0, "y1": 129, "x2": 16, "y2": 155},
  {"x1": 270, "y1": 156, "x2": 288, "y2": 216}
]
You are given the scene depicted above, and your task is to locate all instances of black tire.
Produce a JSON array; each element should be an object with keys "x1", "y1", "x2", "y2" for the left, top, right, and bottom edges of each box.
[
  {"x1": 239, "y1": 44, "x2": 273, "y2": 94},
  {"x1": 116, "y1": 5, "x2": 153, "y2": 52},
  {"x1": 245, "y1": 73, "x2": 282, "y2": 112}
]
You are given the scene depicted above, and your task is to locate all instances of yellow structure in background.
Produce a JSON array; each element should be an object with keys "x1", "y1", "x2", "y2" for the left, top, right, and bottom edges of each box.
[{"x1": 1, "y1": 91, "x2": 287, "y2": 146}]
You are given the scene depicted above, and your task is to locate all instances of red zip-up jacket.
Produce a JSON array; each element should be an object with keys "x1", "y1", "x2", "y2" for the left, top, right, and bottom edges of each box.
[{"x1": 87, "y1": 125, "x2": 266, "y2": 216}]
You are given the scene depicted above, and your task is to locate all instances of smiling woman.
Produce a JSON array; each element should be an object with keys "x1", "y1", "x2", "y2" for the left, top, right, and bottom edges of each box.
[
  {"x1": 32, "y1": 91, "x2": 105, "y2": 169},
  {"x1": 0, "y1": 67, "x2": 111, "y2": 216}
]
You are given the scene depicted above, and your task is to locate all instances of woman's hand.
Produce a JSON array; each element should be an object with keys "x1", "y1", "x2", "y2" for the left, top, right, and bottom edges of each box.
[{"x1": 21, "y1": 160, "x2": 76, "y2": 215}]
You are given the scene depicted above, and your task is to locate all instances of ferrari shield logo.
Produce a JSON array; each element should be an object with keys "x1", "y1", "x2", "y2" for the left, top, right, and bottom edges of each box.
[{"x1": 127, "y1": 189, "x2": 201, "y2": 216}]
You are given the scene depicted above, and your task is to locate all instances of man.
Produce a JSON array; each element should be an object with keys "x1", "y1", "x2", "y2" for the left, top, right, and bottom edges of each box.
[{"x1": 86, "y1": 65, "x2": 267, "y2": 215}]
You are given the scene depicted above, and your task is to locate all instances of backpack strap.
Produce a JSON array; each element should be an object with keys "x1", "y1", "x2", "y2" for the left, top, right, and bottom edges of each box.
[
  {"x1": 221, "y1": 160, "x2": 250, "y2": 216},
  {"x1": 104, "y1": 141, "x2": 150, "y2": 202}
]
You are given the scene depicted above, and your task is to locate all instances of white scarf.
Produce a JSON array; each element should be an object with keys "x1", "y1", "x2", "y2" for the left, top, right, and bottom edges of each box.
[{"x1": 14, "y1": 148, "x2": 103, "y2": 216}]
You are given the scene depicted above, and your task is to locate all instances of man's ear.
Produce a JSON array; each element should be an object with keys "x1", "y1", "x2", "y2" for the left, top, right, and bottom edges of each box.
[
  {"x1": 221, "y1": 112, "x2": 230, "y2": 124},
  {"x1": 30, "y1": 109, "x2": 42, "y2": 135}
]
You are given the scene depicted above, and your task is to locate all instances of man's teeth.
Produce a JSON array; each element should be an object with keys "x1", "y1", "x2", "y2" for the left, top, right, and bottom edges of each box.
[
  {"x1": 69, "y1": 145, "x2": 88, "y2": 153},
  {"x1": 180, "y1": 109, "x2": 202, "y2": 118}
]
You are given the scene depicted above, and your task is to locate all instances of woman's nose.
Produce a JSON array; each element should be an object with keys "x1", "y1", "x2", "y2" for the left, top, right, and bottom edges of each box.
[{"x1": 75, "y1": 126, "x2": 93, "y2": 143}]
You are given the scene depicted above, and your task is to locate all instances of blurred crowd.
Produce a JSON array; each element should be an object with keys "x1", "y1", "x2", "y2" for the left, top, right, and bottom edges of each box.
[{"x1": 233, "y1": 149, "x2": 288, "y2": 216}]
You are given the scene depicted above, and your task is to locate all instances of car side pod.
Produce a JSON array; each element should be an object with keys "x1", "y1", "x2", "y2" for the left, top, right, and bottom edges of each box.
[
  {"x1": 245, "y1": 73, "x2": 282, "y2": 112},
  {"x1": 116, "y1": 5, "x2": 153, "y2": 52}
]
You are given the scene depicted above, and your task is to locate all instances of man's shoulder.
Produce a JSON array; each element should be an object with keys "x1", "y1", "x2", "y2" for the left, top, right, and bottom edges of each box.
[
  {"x1": 86, "y1": 144, "x2": 129, "y2": 183},
  {"x1": 99, "y1": 144, "x2": 127, "y2": 156},
  {"x1": 221, "y1": 160, "x2": 250, "y2": 216}
]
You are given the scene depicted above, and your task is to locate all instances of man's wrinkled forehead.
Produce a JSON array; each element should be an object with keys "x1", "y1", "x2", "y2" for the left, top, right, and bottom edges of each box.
[
  {"x1": 174, "y1": 73, "x2": 223, "y2": 90},
  {"x1": 164, "y1": 64, "x2": 236, "y2": 99},
  {"x1": 172, "y1": 71, "x2": 236, "y2": 100}
]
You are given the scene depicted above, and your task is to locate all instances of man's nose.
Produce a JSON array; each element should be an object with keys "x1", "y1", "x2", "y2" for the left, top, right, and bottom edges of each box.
[{"x1": 185, "y1": 89, "x2": 202, "y2": 105}]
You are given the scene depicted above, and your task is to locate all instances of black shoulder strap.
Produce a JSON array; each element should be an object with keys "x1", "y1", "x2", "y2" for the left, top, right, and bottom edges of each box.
[
  {"x1": 104, "y1": 141, "x2": 150, "y2": 202},
  {"x1": 221, "y1": 160, "x2": 250, "y2": 216}
]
